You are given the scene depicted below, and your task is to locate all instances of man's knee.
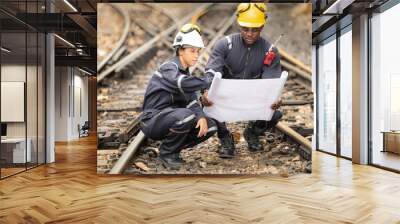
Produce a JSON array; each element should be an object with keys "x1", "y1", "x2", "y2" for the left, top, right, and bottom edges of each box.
[{"x1": 206, "y1": 118, "x2": 218, "y2": 136}]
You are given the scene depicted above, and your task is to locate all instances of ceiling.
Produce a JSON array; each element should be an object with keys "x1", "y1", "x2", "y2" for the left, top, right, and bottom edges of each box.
[
  {"x1": 0, "y1": 0, "x2": 97, "y2": 74},
  {"x1": 312, "y1": 0, "x2": 390, "y2": 44}
]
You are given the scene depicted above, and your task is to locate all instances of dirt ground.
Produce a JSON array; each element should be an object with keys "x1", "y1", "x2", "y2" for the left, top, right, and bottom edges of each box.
[{"x1": 125, "y1": 123, "x2": 311, "y2": 175}]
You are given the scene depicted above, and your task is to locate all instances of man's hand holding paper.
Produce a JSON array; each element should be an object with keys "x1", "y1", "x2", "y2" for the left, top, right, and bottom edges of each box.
[{"x1": 203, "y1": 71, "x2": 288, "y2": 122}]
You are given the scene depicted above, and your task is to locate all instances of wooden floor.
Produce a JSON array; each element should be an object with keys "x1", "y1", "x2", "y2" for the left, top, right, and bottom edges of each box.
[
  {"x1": 1, "y1": 167, "x2": 26, "y2": 178},
  {"x1": 373, "y1": 150, "x2": 400, "y2": 171},
  {"x1": 1, "y1": 136, "x2": 400, "y2": 223}
]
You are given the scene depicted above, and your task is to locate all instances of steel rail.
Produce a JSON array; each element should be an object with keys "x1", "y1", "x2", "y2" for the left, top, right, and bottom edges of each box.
[{"x1": 97, "y1": 4, "x2": 131, "y2": 72}]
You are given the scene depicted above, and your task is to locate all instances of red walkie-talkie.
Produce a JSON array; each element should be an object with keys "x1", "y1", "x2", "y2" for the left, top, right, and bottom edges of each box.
[{"x1": 264, "y1": 34, "x2": 283, "y2": 66}]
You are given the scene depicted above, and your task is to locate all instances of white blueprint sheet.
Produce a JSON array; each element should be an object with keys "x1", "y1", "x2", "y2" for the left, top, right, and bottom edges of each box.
[{"x1": 203, "y1": 71, "x2": 288, "y2": 122}]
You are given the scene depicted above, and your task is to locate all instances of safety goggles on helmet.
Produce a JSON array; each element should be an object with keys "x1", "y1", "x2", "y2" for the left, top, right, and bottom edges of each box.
[
  {"x1": 180, "y1": 23, "x2": 202, "y2": 35},
  {"x1": 173, "y1": 24, "x2": 205, "y2": 48},
  {"x1": 237, "y1": 3, "x2": 268, "y2": 18}
]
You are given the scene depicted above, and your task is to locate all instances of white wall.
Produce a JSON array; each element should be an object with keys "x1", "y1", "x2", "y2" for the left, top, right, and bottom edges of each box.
[
  {"x1": 76, "y1": 72, "x2": 89, "y2": 139},
  {"x1": 54, "y1": 67, "x2": 89, "y2": 141},
  {"x1": 55, "y1": 66, "x2": 69, "y2": 141},
  {"x1": 1, "y1": 64, "x2": 26, "y2": 81}
]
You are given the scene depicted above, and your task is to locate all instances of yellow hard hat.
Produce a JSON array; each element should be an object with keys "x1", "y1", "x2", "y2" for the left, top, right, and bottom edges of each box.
[{"x1": 236, "y1": 3, "x2": 267, "y2": 28}]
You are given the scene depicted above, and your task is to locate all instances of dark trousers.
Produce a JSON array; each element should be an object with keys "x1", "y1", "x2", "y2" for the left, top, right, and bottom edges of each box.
[
  {"x1": 140, "y1": 108, "x2": 218, "y2": 156},
  {"x1": 216, "y1": 110, "x2": 283, "y2": 138}
]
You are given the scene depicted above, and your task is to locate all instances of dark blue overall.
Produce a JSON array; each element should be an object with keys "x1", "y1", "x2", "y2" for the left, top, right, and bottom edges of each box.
[
  {"x1": 140, "y1": 57, "x2": 217, "y2": 157},
  {"x1": 204, "y1": 33, "x2": 283, "y2": 137}
]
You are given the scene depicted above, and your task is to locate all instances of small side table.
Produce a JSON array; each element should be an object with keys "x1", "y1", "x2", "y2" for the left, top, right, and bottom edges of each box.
[{"x1": 381, "y1": 131, "x2": 400, "y2": 154}]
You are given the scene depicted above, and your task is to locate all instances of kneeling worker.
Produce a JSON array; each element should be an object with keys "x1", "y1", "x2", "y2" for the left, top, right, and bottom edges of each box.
[
  {"x1": 202, "y1": 3, "x2": 283, "y2": 158},
  {"x1": 140, "y1": 24, "x2": 217, "y2": 170}
]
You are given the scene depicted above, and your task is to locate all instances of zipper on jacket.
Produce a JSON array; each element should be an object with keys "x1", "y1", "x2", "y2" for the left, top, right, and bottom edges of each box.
[{"x1": 243, "y1": 47, "x2": 251, "y2": 79}]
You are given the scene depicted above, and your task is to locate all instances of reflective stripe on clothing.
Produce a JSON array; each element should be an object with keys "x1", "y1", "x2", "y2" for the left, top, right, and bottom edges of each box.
[
  {"x1": 186, "y1": 100, "x2": 197, "y2": 108},
  {"x1": 176, "y1": 114, "x2": 196, "y2": 125},
  {"x1": 225, "y1": 36, "x2": 232, "y2": 50},
  {"x1": 177, "y1": 74, "x2": 187, "y2": 95},
  {"x1": 207, "y1": 126, "x2": 218, "y2": 133},
  {"x1": 154, "y1": 70, "x2": 163, "y2": 78}
]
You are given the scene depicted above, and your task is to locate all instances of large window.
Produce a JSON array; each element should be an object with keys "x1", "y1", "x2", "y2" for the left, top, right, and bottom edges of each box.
[
  {"x1": 339, "y1": 27, "x2": 352, "y2": 158},
  {"x1": 315, "y1": 2, "x2": 400, "y2": 170},
  {"x1": 317, "y1": 35, "x2": 337, "y2": 154},
  {"x1": 0, "y1": 1, "x2": 46, "y2": 179},
  {"x1": 316, "y1": 25, "x2": 353, "y2": 159},
  {"x1": 370, "y1": 3, "x2": 400, "y2": 171},
  {"x1": 1, "y1": 31, "x2": 28, "y2": 177}
]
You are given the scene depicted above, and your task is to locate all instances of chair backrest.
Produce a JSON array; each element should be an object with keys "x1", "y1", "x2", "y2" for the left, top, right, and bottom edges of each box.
[{"x1": 82, "y1": 121, "x2": 90, "y2": 129}]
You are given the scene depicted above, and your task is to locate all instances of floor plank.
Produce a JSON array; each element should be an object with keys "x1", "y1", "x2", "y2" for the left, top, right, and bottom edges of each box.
[
  {"x1": 0, "y1": 135, "x2": 399, "y2": 223},
  {"x1": 372, "y1": 151, "x2": 400, "y2": 171}
]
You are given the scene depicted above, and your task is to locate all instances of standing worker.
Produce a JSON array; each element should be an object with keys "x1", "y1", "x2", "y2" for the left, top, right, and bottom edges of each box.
[
  {"x1": 202, "y1": 3, "x2": 283, "y2": 158},
  {"x1": 140, "y1": 24, "x2": 217, "y2": 170}
]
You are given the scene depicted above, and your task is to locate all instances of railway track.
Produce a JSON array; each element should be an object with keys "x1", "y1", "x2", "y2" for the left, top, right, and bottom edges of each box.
[
  {"x1": 97, "y1": 4, "x2": 130, "y2": 72},
  {"x1": 97, "y1": 4, "x2": 213, "y2": 83},
  {"x1": 97, "y1": 3, "x2": 179, "y2": 80},
  {"x1": 97, "y1": 3, "x2": 313, "y2": 175}
]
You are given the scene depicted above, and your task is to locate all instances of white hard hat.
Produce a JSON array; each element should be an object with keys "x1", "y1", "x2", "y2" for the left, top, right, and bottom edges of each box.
[{"x1": 173, "y1": 23, "x2": 204, "y2": 48}]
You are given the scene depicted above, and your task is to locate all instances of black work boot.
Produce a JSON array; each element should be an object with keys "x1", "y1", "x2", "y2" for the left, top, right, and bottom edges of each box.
[
  {"x1": 159, "y1": 153, "x2": 183, "y2": 170},
  {"x1": 243, "y1": 127, "x2": 263, "y2": 152},
  {"x1": 218, "y1": 134, "x2": 235, "y2": 159}
]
